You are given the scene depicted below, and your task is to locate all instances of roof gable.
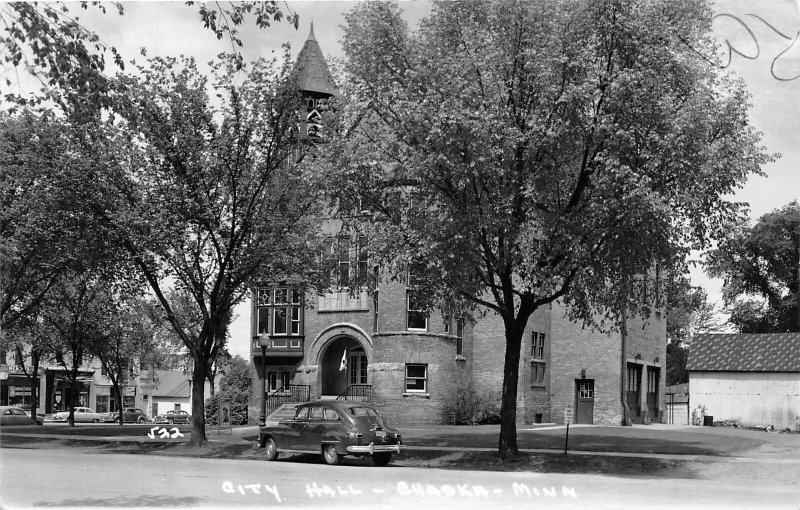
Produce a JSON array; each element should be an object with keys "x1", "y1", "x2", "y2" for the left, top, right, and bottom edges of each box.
[{"x1": 687, "y1": 333, "x2": 800, "y2": 372}]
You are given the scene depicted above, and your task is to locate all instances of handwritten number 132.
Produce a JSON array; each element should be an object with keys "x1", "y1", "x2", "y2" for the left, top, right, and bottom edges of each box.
[{"x1": 148, "y1": 426, "x2": 184, "y2": 439}]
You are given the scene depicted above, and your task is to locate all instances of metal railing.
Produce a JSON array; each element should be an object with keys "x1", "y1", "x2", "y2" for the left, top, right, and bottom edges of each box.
[
  {"x1": 265, "y1": 384, "x2": 311, "y2": 416},
  {"x1": 336, "y1": 384, "x2": 372, "y2": 402}
]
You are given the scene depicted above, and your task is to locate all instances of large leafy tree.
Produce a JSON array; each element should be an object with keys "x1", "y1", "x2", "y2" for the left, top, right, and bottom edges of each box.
[
  {"x1": 39, "y1": 269, "x2": 116, "y2": 426},
  {"x1": 87, "y1": 296, "x2": 154, "y2": 425},
  {"x1": 708, "y1": 201, "x2": 800, "y2": 333},
  {"x1": 1, "y1": 109, "x2": 141, "y2": 421},
  {"x1": 89, "y1": 54, "x2": 322, "y2": 446},
  {"x1": 2, "y1": 315, "x2": 49, "y2": 423},
  {"x1": 0, "y1": 112, "x2": 83, "y2": 330},
  {"x1": 332, "y1": 0, "x2": 770, "y2": 458}
]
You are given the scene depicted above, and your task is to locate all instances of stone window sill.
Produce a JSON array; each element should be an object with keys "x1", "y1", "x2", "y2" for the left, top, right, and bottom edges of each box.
[
  {"x1": 455, "y1": 355, "x2": 467, "y2": 362},
  {"x1": 402, "y1": 392, "x2": 430, "y2": 399}
]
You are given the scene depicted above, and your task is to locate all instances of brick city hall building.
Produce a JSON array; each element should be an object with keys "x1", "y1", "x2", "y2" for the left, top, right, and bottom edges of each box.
[{"x1": 250, "y1": 27, "x2": 666, "y2": 427}]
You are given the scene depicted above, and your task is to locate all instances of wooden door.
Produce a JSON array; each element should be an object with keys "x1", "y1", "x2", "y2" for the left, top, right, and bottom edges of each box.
[{"x1": 575, "y1": 379, "x2": 594, "y2": 424}]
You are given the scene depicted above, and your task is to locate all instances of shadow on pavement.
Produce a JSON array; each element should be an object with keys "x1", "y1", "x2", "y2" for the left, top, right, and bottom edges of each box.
[
  {"x1": 34, "y1": 495, "x2": 202, "y2": 507},
  {"x1": 0, "y1": 433, "x2": 700, "y2": 479}
]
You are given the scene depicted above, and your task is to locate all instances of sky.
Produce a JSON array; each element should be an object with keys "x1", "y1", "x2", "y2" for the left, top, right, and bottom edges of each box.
[{"x1": 24, "y1": 1, "x2": 800, "y2": 358}]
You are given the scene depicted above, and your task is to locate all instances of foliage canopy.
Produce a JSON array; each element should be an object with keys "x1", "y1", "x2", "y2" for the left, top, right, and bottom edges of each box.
[{"x1": 331, "y1": 0, "x2": 770, "y2": 457}]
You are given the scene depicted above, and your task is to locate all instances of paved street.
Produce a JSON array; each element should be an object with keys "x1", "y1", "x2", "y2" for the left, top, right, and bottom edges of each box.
[{"x1": 2, "y1": 424, "x2": 799, "y2": 509}]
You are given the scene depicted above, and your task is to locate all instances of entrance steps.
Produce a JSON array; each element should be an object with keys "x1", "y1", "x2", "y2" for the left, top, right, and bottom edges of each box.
[{"x1": 264, "y1": 403, "x2": 302, "y2": 425}]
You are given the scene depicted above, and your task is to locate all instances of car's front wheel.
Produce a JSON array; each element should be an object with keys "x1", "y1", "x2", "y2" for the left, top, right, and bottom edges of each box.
[
  {"x1": 322, "y1": 444, "x2": 340, "y2": 465},
  {"x1": 92, "y1": 419, "x2": 99, "y2": 423},
  {"x1": 168, "y1": 418, "x2": 174, "y2": 425},
  {"x1": 265, "y1": 437, "x2": 279, "y2": 461},
  {"x1": 372, "y1": 452, "x2": 392, "y2": 466},
  {"x1": 138, "y1": 416, "x2": 146, "y2": 423}
]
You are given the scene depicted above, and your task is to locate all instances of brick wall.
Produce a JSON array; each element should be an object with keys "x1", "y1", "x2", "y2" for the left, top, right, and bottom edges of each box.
[
  {"x1": 249, "y1": 278, "x2": 665, "y2": 427},
  {"x1": 369, "y1": 331, "x2": 466, "y2": 425},
  {"x1": 624, "y1": 310, "x2": 667, "y2": 423},
  {"x1": 549, "y1": 302, "x2": 623, "y2": 426}
]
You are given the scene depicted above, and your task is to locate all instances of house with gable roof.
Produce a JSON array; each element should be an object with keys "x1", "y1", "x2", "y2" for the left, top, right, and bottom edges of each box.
[{"x1": 687, "y1": 333, "x2": 800, "y2": 430}]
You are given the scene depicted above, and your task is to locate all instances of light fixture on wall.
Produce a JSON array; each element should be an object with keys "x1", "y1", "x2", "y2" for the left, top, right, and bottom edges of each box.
[
  {"x1": 635, "y1": 353, "x2": 642, "y2": 360},
  {"x1": 581, "y1": 369, "x2": 586, "y2": 379},
  {"x1": 654, "y1": 357, "x2": 660, "y2": 363}
]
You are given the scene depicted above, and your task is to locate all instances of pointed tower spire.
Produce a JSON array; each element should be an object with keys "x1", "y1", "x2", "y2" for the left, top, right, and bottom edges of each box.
[
  {"x1": 292, "y1": 23, "x2": 337, "y2": 96},
  {"x1": 308, "y1": 21, "x2": 317, "y2": 43}
]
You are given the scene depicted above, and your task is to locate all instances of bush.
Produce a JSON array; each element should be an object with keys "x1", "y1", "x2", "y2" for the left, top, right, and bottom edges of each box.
[
  {"x1": 441, "y1": 384, "x2": 501, "y2": 425},
  {"x1": 205, "y1": 392, "x2": 248, "y2": 426}
]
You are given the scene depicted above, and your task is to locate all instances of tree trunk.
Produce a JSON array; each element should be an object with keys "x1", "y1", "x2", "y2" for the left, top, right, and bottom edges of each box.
[
  {"x1": 620, "y1": 306, "x2": 630, "y2": 426},
  {"x1": 68, "y1": 374, "x2": 78, "y2": 427},
  {"x1": 189, "y1": 359, "x2": 208, "y2": 447},
  {"x1": 498, "y1": 321, "x2": 525, "y2": 459},
  {"x1": 113, "y1": 382, "x2": 124, "y2": 426},
  {"x1": 28, "y1": 352, "x2": 40, "y2": 424},
  {"x1": 208, "y1": 371, "x2": 216, "y2": 397}
]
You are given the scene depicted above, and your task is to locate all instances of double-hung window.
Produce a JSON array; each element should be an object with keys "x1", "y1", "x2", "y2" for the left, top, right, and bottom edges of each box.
[
  {"x1": 455, "y1": 318, "x2": 464, "y2": 355},
  {"x1": 531, "y1": 331, "x2": 546, "y2": 386},
  {"x1": 327, "y1": 234, "x2": 370, "y2": 289},
  {"x1": 531, "y1": 331, "x2": 545, "y2": 359},
  {"x1": 405, "y1": 364, "x2": 427, "y2": 392},
  {"x1": 406, "y1": 291, "x2": 428, "y2": 330}
]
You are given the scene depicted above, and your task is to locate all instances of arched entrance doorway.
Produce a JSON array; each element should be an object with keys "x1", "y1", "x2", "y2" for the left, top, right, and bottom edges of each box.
[{"x1": 320, "y1": 336, "x2": 368, "y2": 397}]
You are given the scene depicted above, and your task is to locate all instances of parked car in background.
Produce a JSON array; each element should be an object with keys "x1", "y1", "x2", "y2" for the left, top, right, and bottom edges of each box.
[
  {"x1": 51, "y1": 407, "x2": 103, "y2": 423},
  {"x1": 100, "y1": 408, "x2": 149, "y2": 423},
  {"x1": 258, "y1": 400, "x2": 405, "y2": 466},
  {"x1": 154, "y1": 410, "x2": 191, "y2": 425},
  {"x1": 0, "y1": 406, "x2": 43, "y2": 425}
]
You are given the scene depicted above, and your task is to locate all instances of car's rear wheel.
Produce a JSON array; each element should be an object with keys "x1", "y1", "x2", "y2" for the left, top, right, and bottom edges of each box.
[
  {"x1": 322, "y1": 444, "x2": 340, "y2": 465},
  {"x1": 264, "y1": 437, "x2": 279, "y2": 461},
  {"x1": 138, "y1": 416, "x2": 146, "y2": 423},
  {"x1": 92, "y1": 419, "x2": 99, "y2": 423},
  {"x1": 168, "y1": 418, "x2": 174, "y2": 425},
  {"x1": 372, "y1": 452, "x2": 392, "y2": 466}
]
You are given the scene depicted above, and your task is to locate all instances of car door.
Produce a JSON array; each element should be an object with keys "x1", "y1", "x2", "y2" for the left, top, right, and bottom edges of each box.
[
  {"x1": 13, "y1": 409, "x2": 29, "y2": 424},
  {"x1": 9, "y1": 408, "x2": 28, "y2": 425},
  {"x1": 285, "y1": 406, "x2": 310, "y2": 450},
  {"x1": 74, "y1": 408, "x2": 86, "y2": 423},
  {"x1": 302, "y1": 405, "x2": 326, "y2": 450}
]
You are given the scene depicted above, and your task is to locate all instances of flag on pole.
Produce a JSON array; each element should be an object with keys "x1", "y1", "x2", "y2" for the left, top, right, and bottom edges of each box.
[{"x1": 339, "y1": 350, "x2": 347, "y2": 372}]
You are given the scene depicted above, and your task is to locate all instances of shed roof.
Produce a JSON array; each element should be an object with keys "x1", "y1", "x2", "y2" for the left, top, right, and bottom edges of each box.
[
  {"x1": 687, "y1": 333, "x2": 800, "y2": 372},
  {"x1": 292, "y1": 23, "x2": 337, "y2": 96}
]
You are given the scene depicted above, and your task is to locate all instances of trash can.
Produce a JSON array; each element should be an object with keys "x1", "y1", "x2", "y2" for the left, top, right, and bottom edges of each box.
[{"x1": 703, "y1": 415, "x2": 714, "y2": 427}]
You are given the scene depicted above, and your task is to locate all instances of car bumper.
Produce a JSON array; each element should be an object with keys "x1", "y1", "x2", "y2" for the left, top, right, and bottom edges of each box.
[{"x1": 346, "y1": 443, "x2": 405, "y2": 454}]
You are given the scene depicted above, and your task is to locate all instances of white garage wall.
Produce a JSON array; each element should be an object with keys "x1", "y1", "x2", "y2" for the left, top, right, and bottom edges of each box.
[
  {"x1": 152, "y1": 397, "x2": 191, "y2": 416},
  {"x1": 690, "y1": 371, "x2": 800, "y2": 429}
]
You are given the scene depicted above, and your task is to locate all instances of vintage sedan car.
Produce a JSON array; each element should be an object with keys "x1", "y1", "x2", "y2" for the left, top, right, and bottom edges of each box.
[
  {"x1": 154, "y1": 409, "x2": 191, "y2": 425},
  {"x1": 257, "y1": 400, "x2": 404, "y2": 466},
  {"x1": 52, "y1": 407, "x2": 103, "y2": 423},
  {"x1": 100, "y1": 408, "x2": 149, "y2": 423},
  {"x1": 0, "y1": 406, "x2": 43, "y2": 426}
]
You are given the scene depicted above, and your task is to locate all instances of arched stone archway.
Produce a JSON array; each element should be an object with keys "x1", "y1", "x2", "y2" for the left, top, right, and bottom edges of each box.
[{"x1": 312, "y1": 324, "x2": 373, "y2": 398}]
